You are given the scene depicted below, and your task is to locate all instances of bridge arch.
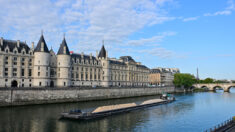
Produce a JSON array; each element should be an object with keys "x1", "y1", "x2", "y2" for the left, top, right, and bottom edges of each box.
[
  {"x1": 227, "y1": 85, "x2": 235, "y2": 92},
  {"x1": 212, "y1": 86, "x2": 224, "y2": 91},
  {"x1": 200, "y1": 86, "x2": 209, "y2": 89}
]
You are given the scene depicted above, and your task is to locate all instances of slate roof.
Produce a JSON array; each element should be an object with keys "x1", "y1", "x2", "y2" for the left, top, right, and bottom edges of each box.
[
  {"x1": 34, "y1": 35, "x2": 49, "y2": 53},
  {"x1": 109, "y1": 60, "x2": 126, "y2": 65},
  {"x1": 0, "y1": 39, "x2": 30, "y2": 53},
  {"x1": 71, "y1": 53, "x2": 98, "y2": 64},
  {"x1": 57, "y1": 38, "x2": 70, "y2": 55},
  {"x1": 98, "y1": 45, "x2": 106, "y2": 58},
  {"x1": 137, "y1": 65, "x2": 149, "y2": 69},
  {"x1": 120, "y1": 56, "x2": 136, "y2": 62}
]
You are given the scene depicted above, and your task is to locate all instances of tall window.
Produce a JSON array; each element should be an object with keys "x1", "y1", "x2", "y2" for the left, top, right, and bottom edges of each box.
[
  {"x1": 13, "y1": 68, "x2": 17, "y2": 77},
  {"x1": 21, "y1": 69, "x2": 24, "y2": 77},
  {"x1": 81, "y1": 73, "x2": 83, "y2": 80},
  {"x1": 21, "y1": 58, "x2": 25, "y2": 66},
  {"x1": 76, "y1": 73, "x2": 78, "y2": 79},
  {"x1": 4, "y1": 68, "x2": 8, "y2": 77},
  {"x1": 5, "y1": 56, "x2": 8, "y2": 65},
  {"x1": 29, "y1": 69, "x2": 32, "y2": 77}
]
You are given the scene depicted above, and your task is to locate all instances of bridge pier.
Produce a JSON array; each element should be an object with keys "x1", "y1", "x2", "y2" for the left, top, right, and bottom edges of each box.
[{"x1": 224, "y1": 88, "x2": 229, "y2": 92}]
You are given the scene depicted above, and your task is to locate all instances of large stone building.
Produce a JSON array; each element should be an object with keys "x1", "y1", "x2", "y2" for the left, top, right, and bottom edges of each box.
[
  {"x1": 149, "y1": 67, "x2": 180, "y2": 86},
  {"x1": 0, "y1": 35, "x2": 149, "y2": 87}
]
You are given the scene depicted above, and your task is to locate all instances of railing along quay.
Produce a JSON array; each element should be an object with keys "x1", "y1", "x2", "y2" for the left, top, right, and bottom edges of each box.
[{"x1": 204, "y1": 117, "x2": 235, "y2": 132}]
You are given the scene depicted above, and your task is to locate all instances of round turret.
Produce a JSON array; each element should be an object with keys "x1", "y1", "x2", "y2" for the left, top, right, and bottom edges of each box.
[
  {"x1": 33, "y1": 35, "x2": 51, "y2": 87},
  {"x1": 56, "y1": 37, "x2": 71, "y2": 87},
  {"x1": 98, "y1": 45, "x2": 110, "y2": 87}
]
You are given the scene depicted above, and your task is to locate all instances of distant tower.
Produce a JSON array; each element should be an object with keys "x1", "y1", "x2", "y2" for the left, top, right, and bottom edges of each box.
[
  {"x1": 197, "y1": 68, "x2": 199, "y2": 80},
  {"x1": 57, "y1": 35, "x2": 71, "y2": 87},
  {"x1": 98, "y1": 43, "x2": 110, "y2": 87},
  {"x1": 33, "y1": 33, "x2": 51, "y2": 87}
]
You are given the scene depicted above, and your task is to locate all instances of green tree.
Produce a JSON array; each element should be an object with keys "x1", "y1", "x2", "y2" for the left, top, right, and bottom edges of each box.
[
  {"x1": 214, "y1": 80, "x2": 225, "y2": 83},
  {"x1": 202, "y1": 78, "x2": 214, "y2": 83},
  {"x1": 173, "y1": 73, "x2": 197, "y2": 89}
]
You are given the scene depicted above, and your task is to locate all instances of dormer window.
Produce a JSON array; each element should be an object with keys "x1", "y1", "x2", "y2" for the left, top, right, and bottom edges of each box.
[
  {"x1": 14, "y1": 50, "x2": 17, "y2": 54},
  {"x1": 22, "y1": 51, "x2": 25, "y2": 55},
  {"x1": 5, "y1": 49, "x2": 8, "y2": 53}
]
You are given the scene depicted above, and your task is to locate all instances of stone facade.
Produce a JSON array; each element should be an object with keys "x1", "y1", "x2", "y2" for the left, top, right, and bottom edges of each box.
[
  {"x1": 0, "y1": 35, "x2": 149, "y2": 88},
  {"x1": 150, "y1": 67, "x2": 180, "y2": 86}
]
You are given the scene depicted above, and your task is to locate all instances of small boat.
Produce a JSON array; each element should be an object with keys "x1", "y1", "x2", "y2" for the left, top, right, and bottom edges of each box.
[{"x1": 60, "y1": 94, "x2": 175, "y2": 120}]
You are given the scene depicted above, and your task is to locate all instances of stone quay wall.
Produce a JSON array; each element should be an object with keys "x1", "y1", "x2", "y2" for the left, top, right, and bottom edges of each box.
[{"x1": 0, "y1": 86, "x2": 175, "y2": 107}]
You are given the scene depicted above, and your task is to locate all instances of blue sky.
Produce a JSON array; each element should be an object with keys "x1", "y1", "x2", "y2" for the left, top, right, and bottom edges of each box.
[{"x1": 0, "y1": 0, "x2": 234, "y2": 80}]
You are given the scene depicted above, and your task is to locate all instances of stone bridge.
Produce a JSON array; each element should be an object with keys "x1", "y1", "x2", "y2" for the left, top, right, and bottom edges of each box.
[{"x1": 193, "y1": 83, "x2": 235, "y2": 92}]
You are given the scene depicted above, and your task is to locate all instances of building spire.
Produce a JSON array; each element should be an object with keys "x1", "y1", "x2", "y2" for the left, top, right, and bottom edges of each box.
[
  {"x1": 102, "y1": 39, "x2": 104, "y2": 46},
  {"x1": 41, "y1": 30, "x2": 43, "y2": 36},
  {"x1": 63, "y1": 33, "x2": 65, "y2": 39}
]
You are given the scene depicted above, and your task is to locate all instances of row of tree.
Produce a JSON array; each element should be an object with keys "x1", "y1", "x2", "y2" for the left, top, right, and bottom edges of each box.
[{"x1": 173, "y1": 73, "x2": 234, "y2": 89}]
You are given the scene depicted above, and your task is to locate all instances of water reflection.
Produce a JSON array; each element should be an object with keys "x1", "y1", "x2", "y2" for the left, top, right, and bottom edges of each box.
[{"x1": 1, "y1": 92, "x2": 235, "y2": 132}]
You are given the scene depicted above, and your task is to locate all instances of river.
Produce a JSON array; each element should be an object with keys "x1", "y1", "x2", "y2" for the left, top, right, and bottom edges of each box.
[{"x1": 1, "y1": 88, "x2": 235, "y2": 132}]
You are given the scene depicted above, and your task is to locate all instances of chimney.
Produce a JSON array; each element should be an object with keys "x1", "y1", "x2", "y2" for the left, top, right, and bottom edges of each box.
[
  {"x1": 90, "y1": 53, "x2": 92, "y2": 59},
  {"x1": 96, "y1": 50, "x2": 98, "y2": 58},
  {"x1": 0, "y1": 37, "x2": 3, "y2": 46},
  {"x1": 17, "y1": 40, "x2": 20, "y2": 47},
  {"x1": 41, "y1": 42, "x2": 44, "y2": 52},
  {"x1": 81, "y1": 52, "x2": 84, "y2": 58},
  {"x1": 31, "y1": 42, "x2": 34, "y2": 49}
]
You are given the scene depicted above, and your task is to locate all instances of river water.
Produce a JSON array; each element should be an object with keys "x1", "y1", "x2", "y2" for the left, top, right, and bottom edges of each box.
[{"x1": 1, "y1": 89, "x2": 235, "y2": 132}]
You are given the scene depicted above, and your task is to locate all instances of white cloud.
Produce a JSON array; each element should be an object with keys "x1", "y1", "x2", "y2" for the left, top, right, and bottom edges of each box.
[
  {"x1": 0, "y1": 0, "x2": 177, "y2": 59},
  {"x1": 204, "y1": 10, "x2": 231, "y2": 16},
  {"x1": 156, "y1": 0, "x2": 173, "y2": 6},
  {"x1": 227, "y1": 0, "x2": 235, "y2": 10},
  {"x1": 140, "y1": 48, "x2": 174, "y2": 59},
  {"x1": 204, "y1": 0, "x2": 234, "y2": 17},
  {"x1": 126, "y1": 32, "x2": 176, "y2": 46},
  {"x1": 183, "y1": 17, "x2": 199, "y2": 22}
]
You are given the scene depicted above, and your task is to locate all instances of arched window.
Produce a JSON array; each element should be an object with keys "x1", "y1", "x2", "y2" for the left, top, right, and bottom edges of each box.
[{"x1": 5, "y1": 49, "x2": 8, "y2": 53}]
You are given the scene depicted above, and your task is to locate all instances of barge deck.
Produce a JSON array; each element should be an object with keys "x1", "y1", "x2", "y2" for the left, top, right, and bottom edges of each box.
[{"x1": 60, "y1": 98, "x2": 175, "y2": 120}]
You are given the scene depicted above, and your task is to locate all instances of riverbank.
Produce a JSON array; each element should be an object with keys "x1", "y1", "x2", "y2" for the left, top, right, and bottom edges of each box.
[{"x1": 0, "y1": 86, "x2": 175, "y2": 107}]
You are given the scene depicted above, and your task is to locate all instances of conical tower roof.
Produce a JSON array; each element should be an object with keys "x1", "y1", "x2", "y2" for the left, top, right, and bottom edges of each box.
[
  {"x1": 57, "y1": 37, "x2": 70, "y2": 55},
  {"x1": 34, "y1": 35, "x2": 49, "y2": 53},
  {"x1": 98, "y1": 45, "x2": 106, "y2": 58}
]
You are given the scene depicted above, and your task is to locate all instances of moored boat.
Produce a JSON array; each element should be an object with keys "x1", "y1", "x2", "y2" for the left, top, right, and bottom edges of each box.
[{"x1": 60, "y1": 94, "x2": 175, "y2": 120}]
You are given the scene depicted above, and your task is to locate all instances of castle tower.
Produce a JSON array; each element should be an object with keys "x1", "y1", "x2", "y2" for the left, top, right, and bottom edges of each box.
[
  {"x1": 56, "y1": 36, "x2": 71, "y2": 87},
  {"x1": 98, "y1": 45, "x2": 110, "y2": 87},
  {"x1": 33, "y1": 34, "x2": 51, "y2": 87}
]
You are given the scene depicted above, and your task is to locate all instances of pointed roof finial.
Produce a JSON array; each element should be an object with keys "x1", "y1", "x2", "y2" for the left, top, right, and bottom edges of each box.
[
  {"x1": 41, "y1": 30, "x2": 43, "y2": 36},
  {"x1": 102, "y1": 39, "x2": 104, "y2": 45},
  {"x1": 63, "y1": 33, "x2": 65, "y2": 39}
]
